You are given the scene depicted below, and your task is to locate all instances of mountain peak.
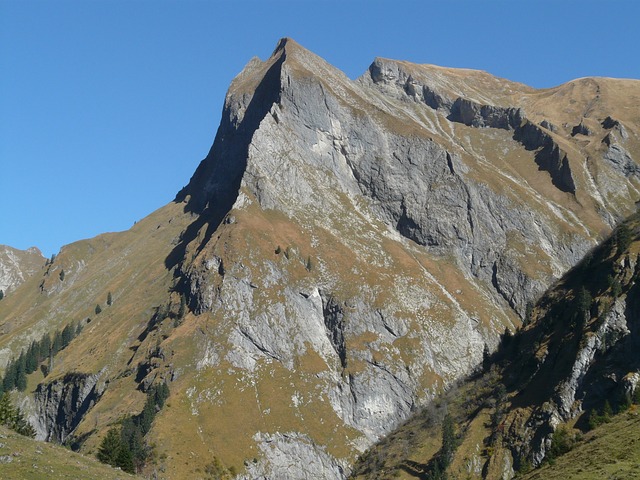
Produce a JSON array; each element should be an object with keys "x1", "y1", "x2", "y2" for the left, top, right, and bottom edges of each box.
[{"x1": 271, "y1": 36, "x2": 300, "y2": 56}]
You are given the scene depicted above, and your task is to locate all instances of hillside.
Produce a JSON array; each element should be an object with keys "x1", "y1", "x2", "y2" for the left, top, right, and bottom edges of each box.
[
  {"x1": 352, "y1": 211, "x2": 640, "y2": 479},
  {"x1": 521, "y1": 411, "x2": 640, "y2": 480},
  {"x1": 1, "y1": 38, "x2": 639, "y2": 478},
  {"x1": 0, "y1": 425, "x2": 137, "y2": 480}
]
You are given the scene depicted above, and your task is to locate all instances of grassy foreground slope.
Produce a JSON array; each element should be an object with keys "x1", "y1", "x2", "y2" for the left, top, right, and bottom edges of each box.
[
  {"x1": 522, "y1": 411, "x2": 640, "y2": 480},
  {"x1": 0, "y1": 426, "x2": 137, "y2": 480}
]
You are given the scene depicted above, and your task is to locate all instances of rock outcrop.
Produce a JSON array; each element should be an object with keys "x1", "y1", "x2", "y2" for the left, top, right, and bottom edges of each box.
[
  {"x1": 32, "y1": 371, "x2": 105, "y2": 443},
  {"x1": 0, "y1": 245, "x2": 44, "y2": 294}
]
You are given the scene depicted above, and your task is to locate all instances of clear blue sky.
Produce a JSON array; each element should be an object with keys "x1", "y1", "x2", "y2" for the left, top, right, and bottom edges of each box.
[{"x1": 2, "y1": 0, "x2": 639, "y2": 258}]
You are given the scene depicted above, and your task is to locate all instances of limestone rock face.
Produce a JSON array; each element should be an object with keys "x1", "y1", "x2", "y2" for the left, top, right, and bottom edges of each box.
[
  {"x1": 32, "y1": 371, "x2": 105, "y2": 443},
  {"x1": 169, "y1": 39, "x2": 640, "y2": 476},
  {"x1": 0, "y1": 245, "x2": 44, "y2": 294}
]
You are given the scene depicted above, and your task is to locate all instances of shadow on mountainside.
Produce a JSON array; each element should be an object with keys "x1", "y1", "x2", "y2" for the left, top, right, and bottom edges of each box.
[{"x1": 165, "y1": 52, "x2": 286, "y2": 273}]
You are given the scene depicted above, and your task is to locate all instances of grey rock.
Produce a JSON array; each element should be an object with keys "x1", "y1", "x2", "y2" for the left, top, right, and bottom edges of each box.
[
  {"x1": 604, "y1": 143, "x2": 640, "y2": 178},
  {"x1": 32, "y1": 371, "x2": 105, "y2": 443},
  {"x1": 513, "y1": 120, "x2": 576, "y2": 194},
  {"x1": 571, "y1": 122, "x2": 592, "y2": 136},
  {"x1": 540, "y1": 120, "x2": 558, "y2": 132},
  {"x1": 0, "y1": 245, "x2": 44, "y2": 294},
  {"x1": 449, "y1": 97, "x2": 523, "y2": 130},
  {"x1": 241, "y1": 432, "x2": 351, "y2": 480},
  {"x1": 602, "y1": 116, "x2": 629, "y2": 139}
]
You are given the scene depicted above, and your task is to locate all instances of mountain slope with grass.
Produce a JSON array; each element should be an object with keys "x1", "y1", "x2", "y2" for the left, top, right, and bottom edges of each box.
[
  {"x1": 0, "y1": 425, "x2": 138, "y2": 480},
  {"x1": 1, "y1": 39, "x2": 639, "y2": 478},
  {"x1": 352, "y1": 211, "x2": 640, "y2": 479}
]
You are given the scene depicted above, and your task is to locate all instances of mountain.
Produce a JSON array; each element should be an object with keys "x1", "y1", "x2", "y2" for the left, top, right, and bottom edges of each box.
[
  {"x1": 0, "y1": 246, "x2": 44, "y2": 295},
  {"x1": 0, "y1": 38, "x2": 639, "y2": 479},
  {"x1": 351, "y1": 212, "x2": 640, "y2": 479}
]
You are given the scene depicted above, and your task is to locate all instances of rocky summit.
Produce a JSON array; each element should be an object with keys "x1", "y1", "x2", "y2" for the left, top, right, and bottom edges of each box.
[{"x1": 0, "y1": 38, "x2": 639, "y2": 479}]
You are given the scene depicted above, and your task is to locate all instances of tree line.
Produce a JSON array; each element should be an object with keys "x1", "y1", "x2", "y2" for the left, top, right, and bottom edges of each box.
[
  {"x1": 97, "y1": 383, "x2": 170, "y2": 473},
  {"x1": 0, "y1": 392, "x2": 36, "y2": 437},
  {"x1": 0, "y1": 320, "x2": 84, "y2": 395}
]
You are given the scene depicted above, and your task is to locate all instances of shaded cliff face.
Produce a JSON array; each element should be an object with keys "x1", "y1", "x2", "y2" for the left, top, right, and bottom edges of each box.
[{"x1": 0, "y1": 38, "x2": 639, "y2": 479}]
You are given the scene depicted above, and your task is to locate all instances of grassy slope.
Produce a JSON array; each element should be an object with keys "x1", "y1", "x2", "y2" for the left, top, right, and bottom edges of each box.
[
  {"x1": 353, "y1": 212, "x2": 640, "y2": 479},
  {"x1": 522, "y1": 411, "x2": 640, "y2": 480},
  {"x1": 0, "y1": 426, "x2": 138, "y2": 480}
]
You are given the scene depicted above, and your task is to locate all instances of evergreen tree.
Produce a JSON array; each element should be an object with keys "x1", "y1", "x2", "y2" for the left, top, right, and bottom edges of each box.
[
  {"x1": 116, "y1": 443, "x2": 135, "y2": 474},
  {"x1": 440, "y1": 413, "x2": 456, "y2": 470},
  {"x1": 25, "y1": 341, "x2": 39, "y2": 374},
  {"x1": 138, "y1": 396, "x2": 156, "y2": 436},
  {"x1": 0, "y1": 289, "x2": 4, "y2": 300},
  {"x1": 575, "y1": 287, "x2": 592, "y2": 324},
  {"x1": 61, "y1": 324, "x2": 74, "y2": 348},
  {"x1": 2, "y1": 360, "x2": 17, "y2": 391},
  {"x1": 75, "y1": 320, "x2": 84, "y2": 336},
  {"x1": 15, "y1": 352, "x2": 27, "y2": 391},
  {"x1": 524, "y1": 302, "x2": 534, "y2": 326},
  {"x1": 107, "y1": 291, "x2": 113, "y2": 306},
  {"x1": 0, "y1": 393, "x2": 35, "y2": 437},
  {"x1": 59, "y1": 269, "x2": 65, "y2": 281},
  {"x1": 97, "y1": 427, "x2": 122, "y2": 466},
  {"x1": 616, "y1": 224, "x2": 633, "y2": 255},
  {"x1": 0, "y1": 393, "x2": 12, "y2": 424},
  {"x1": 95, "y1": 304, "x2": 102, "y2": 315},
  {"x1": 39, "y1": 334, "x2": 51, "y2": 361},
  {"x1": 178, "y1": 294, "x2": 186, "y2": 319},
  {"x1": 154, "y1": 383, "x2": 170, "y2": 408},
  {"x1": 482, "y1": 344, "x2": 491, "y2": 372},
  {"x1": 51, "y1": 330, "x2": 63, "y2": 356}
]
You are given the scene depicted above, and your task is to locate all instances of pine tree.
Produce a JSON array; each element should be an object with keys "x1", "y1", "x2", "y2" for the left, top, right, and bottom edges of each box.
[
  {"x1": 15, "y1": 353, "x2": 27, "y2": 391},
  {"x1": 440, "y1": 413, "x2": 456, "y2": 470},
  {"x1": 482, "y1": 344, "x2": 491, "y2": 372},
  {"x1": 107, "y1": 291, "x2": 113, "y2": 306},
  {"x1": 138, "y1": 397, "x2": 156, "y2": 436},
  {"x1": 116, "y1": 444, "x2": 135, "y2": 474},
  {"x1": 0, "y1": 393, "x2": 13, "y2": 425},
  {"x1": 616, "y1": 224, "x2": 633, "y2": 255},
  {"x1": 0, "y1": 289, "x2": 4, "y2": 300},
  {"x1": 39, "y1": 334, "x2": 51, "y2": 361},
  {"x1": 51, "y1": 330, "x2": 63, "y2": 356},
  {"x1": 524, "y1": 302, "x2": 533, "y2": 326},
  {"x1": 154, "y1": 383, "x2": 170, "y2": 408},
  {"x1": 575, "y1": 287, "x2": 592, "y2": 324},
  {"x1": 25, "y1": 341, "x2": 38, "y2": 373},
  {"x1": 95, "y1": 304, "x2": 102, "y2": 315},
  {"x1": 178, "y1": 294, "x2": 186, "y2": 319},
  {"x1": 0, "y1": 393, "x2": 35, "y2": 437},
  {"x1": 59, "y1": 269, "x2": 65, "y2": 281},
  {"x1": 97, "y1": 428, "x2": 122, "y2": 466},
  {"x1": 61, "y1": 324, "x2": 74, "y2": 348},
  {"x1": 2, "y1": 360, "x2": 17, "y2": 391}
]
